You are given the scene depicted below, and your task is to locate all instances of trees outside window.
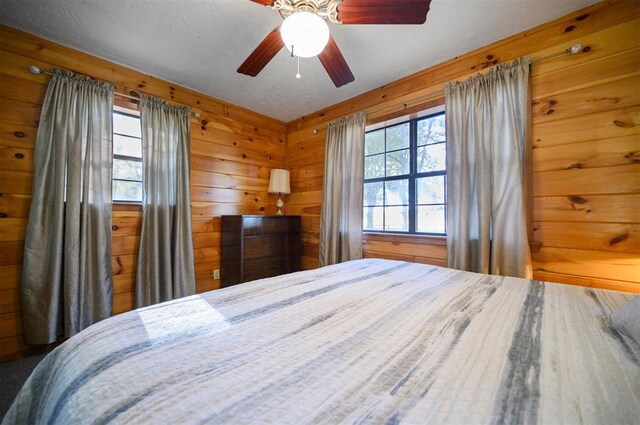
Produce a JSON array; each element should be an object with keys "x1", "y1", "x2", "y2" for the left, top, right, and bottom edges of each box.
[
  {"x1": 363, "y1": 112, "x2": 446, "y2": 235},
  {"x1": 112, "y1": 110, "x2": 143, "y2": 202}
]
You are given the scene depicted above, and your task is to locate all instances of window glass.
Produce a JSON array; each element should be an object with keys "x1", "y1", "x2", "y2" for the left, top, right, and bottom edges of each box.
[
  {"x1": 114, "y1": 134, "x2": 142, "y2": 158},
  {"x1": 386, "y1": 149, "x2": 410, "y2": 176},
  {"x1": 417, "y1": 143, "x2": 446, "y2": 173},
  {"x1": 417, "y1": 114, "x2": 445, "y2": 145},
  {"x1": 364, "y1": 182, "x2": 384, "y2": 206},
  {"x1": 416, "y1": 176, "x2": 445, "y2": 204},
  {"x1": 113, "y1": 181, "x2": 143, "y2": 203},
  {"x1": 386, "y1": 123, "x2": 409, "y2": 151},
  {"x1": 385, "y1": 206, "x2": 409, "y2": 232},
  {"x1": 113, "y1": 113, "x2": 142, "y2": 138},
  {"x1": 416, "y1": 205, "x2": 446, "y2": 234},
  {"x1": 113, "y1": 158, "x2": 143, "y2": 181},
  {"x1": 384, "y1": 179, "x2": 408, "y2": 206},
  {"x1": 363, "y1": 206, "x2": 384, "y2": 231},
  {"x1": 365, "y1": 129, "x2": 385, "y2": 155},
  {"x1": 365, "y1": 154, "x2": 385, "y2": 179},
  {"x1": 363, "y1": 112, "x2": 446, "y2": 235},
  {"x1": 112, "y1": 111, "x2": 142, "y2": 202}
]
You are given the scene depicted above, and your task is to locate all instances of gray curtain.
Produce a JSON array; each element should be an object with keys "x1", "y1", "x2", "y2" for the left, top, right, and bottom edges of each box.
[
  {"x1": 22, "y1": 68, "x2": 114, "y2": 344},
  {"x1": 136, "y1": 95, "x2": 195, "y2": 307},
  {"x1": 319, "y1": 112, "x2": 366, "y2": 266},
  {"x1": 445, "y1": 57, "x2": 532, "y2": 278}
]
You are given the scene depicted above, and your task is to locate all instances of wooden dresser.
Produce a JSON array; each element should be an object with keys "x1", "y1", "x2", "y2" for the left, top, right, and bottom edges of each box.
[{"x1": 220, "y1": 215, "x2": 302, "y2": 287}]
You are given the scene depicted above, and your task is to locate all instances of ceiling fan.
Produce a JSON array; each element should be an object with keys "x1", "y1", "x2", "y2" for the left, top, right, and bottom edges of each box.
[{"x1": 238, "y1": 0, "x2": 432, "y2": 87}]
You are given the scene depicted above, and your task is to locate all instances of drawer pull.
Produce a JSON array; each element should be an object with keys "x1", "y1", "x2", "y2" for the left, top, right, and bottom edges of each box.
[
  {"x1": 268, "y1": 244, "x2": 277, "y2": 248},
  {"x1": 268, "y1": 265, "x2": 278, "y2": 270}
]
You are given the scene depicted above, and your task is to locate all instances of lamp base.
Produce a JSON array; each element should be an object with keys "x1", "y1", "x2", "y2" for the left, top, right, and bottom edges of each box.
[{"x1": 276, "y1": 195, "x2": 284, "y2": 216}]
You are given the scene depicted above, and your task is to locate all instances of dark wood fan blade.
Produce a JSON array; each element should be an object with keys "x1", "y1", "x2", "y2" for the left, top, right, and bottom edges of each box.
[
  {"x1": 318, "y1": 36, "x2": 355, "y2": 88},
  {"x1": 237, "y1": 27, "x2": 284, "y2": 77},
  {"x1": 249, "y1": 0, "x2": 274, "y2": 6},
  {"x1": 337, "y1": 0, "x2": 432, "y2": 25}
]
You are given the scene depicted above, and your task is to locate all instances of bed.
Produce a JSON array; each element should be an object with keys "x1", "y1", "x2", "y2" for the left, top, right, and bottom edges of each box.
[{"x1": 3, "y1": 259, "x2": 639, "y2": 424}]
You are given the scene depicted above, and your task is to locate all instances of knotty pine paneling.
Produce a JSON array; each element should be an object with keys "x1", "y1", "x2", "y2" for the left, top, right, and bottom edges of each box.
[
  {"x1": 0, "y1": 265, "x2": 21, "y2": 290},
  {"x1": 363, "y1": 233, "x2": 447, "y2": 267},
  {"x1": 286, "y1": 1, "x2": 640, "y2": 293},
  {"x1": 533, "y1": 194, "x2": 640, "y2": 223},
  {"x1": 532, "y1": 135, "x2": 639, "y2": 172},
  {"x1": 0, "y1": 25, "x2": 286, "y2": 360},
  {"x1": 533, "y1": 222, "x2": 639, "y2": 253}
]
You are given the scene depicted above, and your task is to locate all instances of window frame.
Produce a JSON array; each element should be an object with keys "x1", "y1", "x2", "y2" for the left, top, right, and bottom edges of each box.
[
  {"x1": 112, "y1": 109, "x2": 143, "y2": 204},
  {"x1": 363, "y1": 110, "x2": 446, "y2": 236}
]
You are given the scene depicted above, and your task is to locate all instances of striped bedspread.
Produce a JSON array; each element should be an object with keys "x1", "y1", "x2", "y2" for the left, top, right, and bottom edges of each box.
[{"x1": 3, "y1": 259, "x2": 640, "y2": 424}]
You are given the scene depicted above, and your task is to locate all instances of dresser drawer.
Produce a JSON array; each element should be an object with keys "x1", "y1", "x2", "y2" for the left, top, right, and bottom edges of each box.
[
  {"x1": 242, "y1": 256, "x2": 290, "y2": 282},
  {"x1": 242, "y1": 216, "x2": 301, "y2": 235},
  {"x1": 243, "y1": 234, "x2": 288, "y2": 258}
]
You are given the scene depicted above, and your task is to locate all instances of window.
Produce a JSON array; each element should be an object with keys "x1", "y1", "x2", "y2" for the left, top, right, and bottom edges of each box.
[
  {"x1": 112, "y1": 110, "x2": 143, "y2": 202},
  {"x1": 363, "y1": 111, "x2": 446, "y2": 235}
]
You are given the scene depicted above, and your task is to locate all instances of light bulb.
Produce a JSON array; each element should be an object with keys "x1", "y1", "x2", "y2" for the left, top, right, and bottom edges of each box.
[{"x1": 281, "y1": 11, "x2": 330, "y2": 58}]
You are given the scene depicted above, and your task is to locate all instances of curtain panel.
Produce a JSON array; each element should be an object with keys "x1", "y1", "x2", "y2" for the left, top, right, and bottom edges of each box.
[
  {"x1": 22, "y1": 68, "x2": 114, "y2": 344},
  {"x1": 445, "y1": 56, "x2": 532, "y2": 278},
  {"x1": 136, "y1": 95, "x2": 196, "y2": 307},
  {"x1": 319, "y1": 112, "x2": 367, "y2": 266}
]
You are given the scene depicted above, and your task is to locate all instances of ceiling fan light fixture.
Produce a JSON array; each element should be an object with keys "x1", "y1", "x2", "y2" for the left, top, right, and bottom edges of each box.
[{"x1": 281, "y1": 11, "x2": 330, "y2": 58}]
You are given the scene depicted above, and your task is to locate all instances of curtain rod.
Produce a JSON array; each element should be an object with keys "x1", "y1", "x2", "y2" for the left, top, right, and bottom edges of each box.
[
  {"x1": 28, "y1": 65, "x2": 201, "y2": 119},
  {"x1": 313, "y1": 43, "x2": 584, "y2": 134}
]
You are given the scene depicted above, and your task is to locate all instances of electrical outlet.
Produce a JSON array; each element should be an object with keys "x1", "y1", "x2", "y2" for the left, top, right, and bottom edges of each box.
[{"x1": 213, "y1": 269, "x2": 220, "y2": 280}]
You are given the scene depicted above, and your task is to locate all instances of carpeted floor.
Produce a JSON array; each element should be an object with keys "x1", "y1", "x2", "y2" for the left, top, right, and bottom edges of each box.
[{"x1": 0, "y1": 354, "x2": 45, "y2": 419}]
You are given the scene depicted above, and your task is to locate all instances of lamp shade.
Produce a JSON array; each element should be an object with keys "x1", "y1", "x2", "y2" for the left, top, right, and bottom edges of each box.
[
  {"x1": 268, "y1": 169, "x2": 291, "y2": 194},
  {"x1": 281, "y1": 11, "x2": 330, "y2": 58}
]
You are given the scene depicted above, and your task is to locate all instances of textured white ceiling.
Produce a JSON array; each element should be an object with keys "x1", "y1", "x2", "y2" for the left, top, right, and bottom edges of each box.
[{"x1": 1, "y1": 0, "x2": 599, "y2": 122}]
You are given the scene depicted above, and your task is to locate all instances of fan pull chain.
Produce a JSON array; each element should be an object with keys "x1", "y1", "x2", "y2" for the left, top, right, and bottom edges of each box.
[{"x1": 296, "y1": 56, "x2": 301, "y2": 79}]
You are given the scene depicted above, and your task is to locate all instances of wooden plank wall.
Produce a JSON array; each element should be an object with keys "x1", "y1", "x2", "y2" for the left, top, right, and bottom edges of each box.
[
  {"x1": 0, "y1": 26, "x2": 286, "y2": 360},
  {"x1": 287, "y1": 1, "x2": 640, "y2": 293}
]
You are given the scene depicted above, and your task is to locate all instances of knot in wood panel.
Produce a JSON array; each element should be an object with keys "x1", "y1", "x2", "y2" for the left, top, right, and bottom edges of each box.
[
  {"x1": 608, "y1": 234, "x2": 629, "y2": 246},
  {"x1": 567, "y1": 195, "x2": 588, "y2": 209},
  {"x1": 586, "y1": 96, "x2": 620, "y2": 105},
  {"x1": 613, "y1": 120, "x2": 636, "y2": 128},
  {"x1": 624, "y1": 151, "x2": 640, "y2": 163}
]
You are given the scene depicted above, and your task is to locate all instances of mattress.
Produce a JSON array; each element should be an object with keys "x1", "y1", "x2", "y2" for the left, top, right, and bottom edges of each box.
[{"x1": 3, "y1": 259, "x2": 639, "y2": 424}]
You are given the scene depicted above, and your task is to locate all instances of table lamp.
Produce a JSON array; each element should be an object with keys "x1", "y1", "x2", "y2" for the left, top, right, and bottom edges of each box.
[{"x1": 268, "y1": 169, "x2": 291, "y2": 215}]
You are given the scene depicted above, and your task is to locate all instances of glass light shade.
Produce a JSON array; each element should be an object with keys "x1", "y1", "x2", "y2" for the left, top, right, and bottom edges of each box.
[
  {"x1": 268, "y1": 169, "x2": 291, "y2": 194},
  {"x1": 280, "y1": 12, "x2": 330, "y2": 58}
]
